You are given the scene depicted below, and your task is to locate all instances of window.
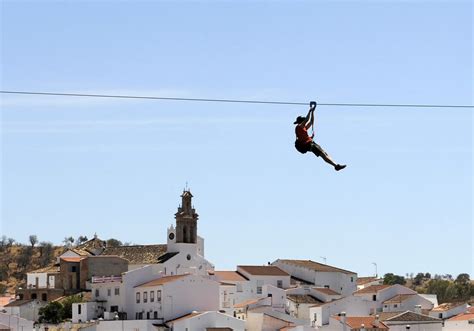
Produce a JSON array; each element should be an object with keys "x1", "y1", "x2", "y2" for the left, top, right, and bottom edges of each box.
[
  {"x1": 71, "y1": 266, "x2": 77, "y2": 272},
  {"x1": 324, "y1": 285, "x2": 330, "y2": 288},
  {"x1": 277, "y1": 280, "x2": 283, "y2": 288},
  {"x1": 146, "y1": 312, "x2": 150, "y2": 319},
  {"x1": 157, "y1": 290, "x2": 162, "y2": 302},
  {"x1": 41, "y1": 293, "x2": 47, "y2": 301},
  {"x1": 136, "y1": 292, "x2": 140, "y2": 303},
  {"x1": 394, "y1": 304, "x2": 398, "y2": 308},
  {"x1": 107, "y1": 288, "x2": 111, "y2": 297},
  {"x1": 384, "y1": 305, "x2": 388, "y2": 308},
  {"x1": 111, "y1": 306, "x2": 118, "y2": 312},
  {"x1": 257, "y1": 286, "x2": 262, "y2": 294},
  {"x1": 439, "y1": 313, "x2": 443, "y2": 318},
  {"x1": 154, "y1": 311, "x2": 158, "y2": 319},
  {"x1": 150, "y1": 291, "x2": 155, "y2": 302},
  {"x1": 115, "y1": 287, "x2": 120, "y2": 295},
  {"x1": 95, "y1": 289, "x2": 99, "y2": 298},
  {"x1": 78, "y1": 304, "x2": 82, "y2": 314},
  {"x1": 144, "y1": 291, "x2": 148, "y2": 303},
  {"x1": 372, "y1": 295, "x2": 377, "y2": 301},
  {"x1": 31, "y1": 293, "x2": 37, "y2": 300},
  {"x1": 351, "y1": 277, "x2": 354, "y2": 282}
]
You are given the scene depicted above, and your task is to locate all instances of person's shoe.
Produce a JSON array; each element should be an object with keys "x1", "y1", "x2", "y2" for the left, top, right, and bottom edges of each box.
[{"x1": 335, "y1": 164, "x2": 346, "y2": 171}]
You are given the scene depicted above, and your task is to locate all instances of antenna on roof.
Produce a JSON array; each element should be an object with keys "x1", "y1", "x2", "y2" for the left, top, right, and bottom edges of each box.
[{"x1": 320, "y1": 256, "x2": 327, "y2": 264}]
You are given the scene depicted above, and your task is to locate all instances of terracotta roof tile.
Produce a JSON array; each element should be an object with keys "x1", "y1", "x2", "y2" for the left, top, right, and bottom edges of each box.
[
  {"x1": 234, "y1": 298, "x2": 263, "y2": 308},
  {"x1": 277, "y1": 259, "x2": 356, "y2": 275},
  {"x1": 135, "y1": 274, "x2": 187, "y2": 288},
  {"x1": 432, "y1": 302, "x2": 466, "y2": 312},
  {"x1": 60, "y1": 257, "x2": 84, "y2": 262},
  {"x1": 447, "y1": 310, "x2": 474, "y2": 321},
  {"x1": 334, "y1": 316, "x2": 389, "y2": 330},
  {"x1": 238, "y1": 265, "x2": 289, "y2": 276},
  {"x1": 357, "y1": 276, "x2": 380, "y2": 285},
  {"x1": 354, "y1": 284, "x2": 391, "y2": 295},
  {"x1": 28, "y1": 264, "x2": 60, "y2": 274}
]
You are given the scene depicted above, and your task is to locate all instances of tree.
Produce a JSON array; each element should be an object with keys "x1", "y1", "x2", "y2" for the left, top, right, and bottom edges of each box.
[
  {"x1": 75, "y1": 236, "x2": 88, "y2": 246},
  {"x1": 39, "y1": 242, "x2": 54, "y2": 267},
  {"x1": 0, "y1": 264, "x2": 9, "y2": 281},
  {"x1": 454, "y1": 273, "x2": 471, "y2": 300},
  {"x1": 29, "y1": 235, "x2": 38, "y2": 247},
  {"x1": 63, "y1": 237, "x2": 74, "y2": 248},
  {"x1": 7, "y1": 238, "x2": 15, "y2": 247},
  {"x1": 16, "y1": 246, "x2": 33, "y2": 270},
  {"x1": 426, "y1": 279, "x2": 457, "y2": 303},
  {"x1": 425, "y1": 272, "x2": 431, "y2": 279},
  {"x1": 39, "y1": 301, "x2": 63, "y2": 324},
  {"x1": 106, "y1": 238, "x2": 122, "y2": 248},
  {"x1": 414, "y1": 273, "x2": 425, "y2": 286},
  {"x1": 0, "y1": 284, "x2": 7, "y2": 295},
  {"x1": 383, "y1": 273, "x2": 406, "y2": 285}
]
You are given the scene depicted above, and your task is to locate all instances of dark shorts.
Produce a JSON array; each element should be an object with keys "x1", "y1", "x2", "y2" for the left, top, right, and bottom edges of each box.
[{"x1": 295, "y1": 141, "x2": 328, "y2": 158}]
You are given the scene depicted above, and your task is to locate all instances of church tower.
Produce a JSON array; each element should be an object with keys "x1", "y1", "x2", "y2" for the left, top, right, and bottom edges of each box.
[{"x1": 174, "y1": 190, "x2": 198, "y2": 244}]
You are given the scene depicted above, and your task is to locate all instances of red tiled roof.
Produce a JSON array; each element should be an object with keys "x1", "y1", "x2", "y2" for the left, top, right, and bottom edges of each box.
[
  {"x1": 334, "y1": 316, "x2": 389, "y2": 330},
  {"x1": 4, "y1": 300, "x2": 33, "y2": 307},
  {"x1": 432, "y1": 302, "x2": 466, "y2": 312},
  {"x1": 357, "y1": 276, "x2": 380, "y2": 285},
  {"x1": 238, "y1": 265, "x2": 289, "y2": 276},
  {"x1": 234, "y1": 298, "x2": 263, "y2": 308},
  {"x1": 135, "y1": 274, "x2": 187, "y2": 288},
  {"x1": 354, "y1": 284, "x2": 391, "y2": 295},
  {"x1": 60, "y1": 257, "x2": 84, "y2": 262},
  {"x1": 447, "y1": 310, "x2": 474, "y2": 321}
]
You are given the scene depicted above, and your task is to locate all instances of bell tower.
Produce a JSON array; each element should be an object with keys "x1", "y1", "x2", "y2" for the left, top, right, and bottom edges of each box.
[{"x1": 175, "y1": 190, "x2": 198, "y2": 244}]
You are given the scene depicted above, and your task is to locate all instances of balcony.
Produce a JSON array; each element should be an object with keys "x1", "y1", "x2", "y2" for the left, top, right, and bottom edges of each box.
[{"x1": 92, "y1": 276, "x2": 123, "y2": 284}]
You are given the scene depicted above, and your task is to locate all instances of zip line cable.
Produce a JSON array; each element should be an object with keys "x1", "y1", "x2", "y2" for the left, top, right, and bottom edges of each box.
[{"x1": 1, "y1": 90, "x2": 473, "y2": 109}]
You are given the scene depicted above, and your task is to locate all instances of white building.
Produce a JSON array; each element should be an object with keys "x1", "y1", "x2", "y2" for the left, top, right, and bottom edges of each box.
[
  {"x1": 0, "y1": 312, "x2": 34, "y2": 331},
  {"x1": 382, "y1": 311, "x2": 442, "y2": 331},
  {"x1": 272, "y1": 259, "x2": 357, "y2": 296},
  {"x1": 246, "y1": 307, "x2": 307, "y2": 331},
  {"x1": 429, "y1": 302, "x2": 468, "y2": 320},
  {"x1": 353, "y1": 284, "x2": 417, "y2": 313},
  {"x1": 309, "y1": 295, "x2": 372, "y2": 328},
  {"x1": 356, "y1": 277, "x2": 383, "y2": 290},
  {"x1": 443, "y1": 307, "x2": 474, "y2": 331},
  {"x1": 132, "y1": 273, "x2": 219, "y2": 322},
  {"x1": 165, "y1": 311, "x2": 245, "y2": 331},
  {"x1": 325, "y1": 314, "x2": 389, "y2": 331},
  {"x1": 382, "y1": 293, "x2": 434, "y2": 312},
  {"x1": 2, "y1": 299, "x2": 45, "y2": 323}
]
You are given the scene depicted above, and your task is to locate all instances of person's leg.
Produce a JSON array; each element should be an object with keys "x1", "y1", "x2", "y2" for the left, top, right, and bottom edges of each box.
[{"x1": 310, "y1": 143, "x2": 346, "y2": 170}]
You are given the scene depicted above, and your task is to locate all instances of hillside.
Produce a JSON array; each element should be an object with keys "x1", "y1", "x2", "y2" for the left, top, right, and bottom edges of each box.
[{"x1": 0, "y1": 244, "x2": 64, "y2": 294}]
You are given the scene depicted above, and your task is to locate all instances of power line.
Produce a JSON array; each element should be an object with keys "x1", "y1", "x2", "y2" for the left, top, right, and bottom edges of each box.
[{"x1": 1, "y1": 90, "x2": 473, "y2": 109}]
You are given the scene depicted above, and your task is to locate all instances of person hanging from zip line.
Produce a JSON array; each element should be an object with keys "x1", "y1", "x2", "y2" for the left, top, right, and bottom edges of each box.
[{"x1": 294, "y1": 101, "x2": 346, "y2": 171}]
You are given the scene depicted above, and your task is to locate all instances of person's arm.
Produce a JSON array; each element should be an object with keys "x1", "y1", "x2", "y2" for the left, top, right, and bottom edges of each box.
[{"x1": 305, "y1": 107, "x2": 315, "y2": 129}]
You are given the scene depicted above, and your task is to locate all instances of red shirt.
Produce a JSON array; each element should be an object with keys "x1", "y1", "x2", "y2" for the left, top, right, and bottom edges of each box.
[{"x1": 295, "y1": 124, "x2": 313, "y2": 144}]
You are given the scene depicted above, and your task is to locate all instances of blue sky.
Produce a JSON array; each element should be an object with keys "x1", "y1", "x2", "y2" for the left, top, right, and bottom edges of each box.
[{"x1": 1, "y1": 1, "x2": 472, "y2": 278}]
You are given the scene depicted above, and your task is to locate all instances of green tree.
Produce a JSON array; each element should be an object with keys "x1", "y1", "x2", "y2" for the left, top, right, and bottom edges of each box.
[
  {"x1": 0, "y1": 264, "x2": 8, "y2": 281},
  {"x1": 39, "y1": 301, "x2": 63, "y2": 324},
  {"x1": 454, "y1": 273, "x2": 471, "y2": 300},
  {"x1": 414, "y1": 273, "x2": 425, "y2": 286},
  {"x1": 426, "y1": 279, "x2": 458, "y2": 303},
  {"x1": 383, "y1": 273, "x2": 406, "y2": 285}
]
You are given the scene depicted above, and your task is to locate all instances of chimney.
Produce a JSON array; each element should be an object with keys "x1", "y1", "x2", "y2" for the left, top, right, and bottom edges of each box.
[
  {"x1": 340, "y1": 312, "x2": 347, "y2": 331},
  {"x1": 414, "y1": 305, "x2": 422, "y2": 314},
  {"x1": 374, "y1": 314, "x2": 380, "y2": 326}
]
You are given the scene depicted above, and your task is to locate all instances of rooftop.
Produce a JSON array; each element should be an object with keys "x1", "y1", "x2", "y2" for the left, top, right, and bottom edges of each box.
[
  {"x1": 135, "y1": 274, "x2": 187, "y2": 288},
  {"x1": 276, "y1": 259, "x2": 356, "y2": 275},
  {"x1": 211, "y1": 271, "x2": 248, "y2": 282},
  {"x1": 28, "y1": 264, "x2": 60, "y2": 274},
  {"x1": 383, "y1": 294, "x2": 416, "y2": 304},
  {"x1": 313, "y1": 287, "x2": 340, "y2": 296},
  {"x1": 287, "y1": 294, "x2": 323, "y2": 305},
  {"x1": 354, "y1": 284, "x2": 391, "y2": 295},
  {"x1": 357, "y1": 276, "x2": 380, "y2": 286},
  {"x1": 432, "y1": 302, "x2": 466, "y2": 312},
  {"x1": 238, "y1": 265, "x2": 289, "y2": 276},
  {"x1": 334, "y1": 316, "x2": 389, "y2": 330},
  {"x1": 101, "y1": 244, "x2": 167, "y2": 264},
  {"x1": 166, "y1": 311, "x2": 202, "y2": 324},
  {"x1": 447, "y1": 307, "x2": 474, "y2": 322},
  {"x1": 4, "y1": 299, "x2": 33, "y2": 307},
  {"x1": 385, "y1": 311, "x2": 441, "y2": 322}
]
